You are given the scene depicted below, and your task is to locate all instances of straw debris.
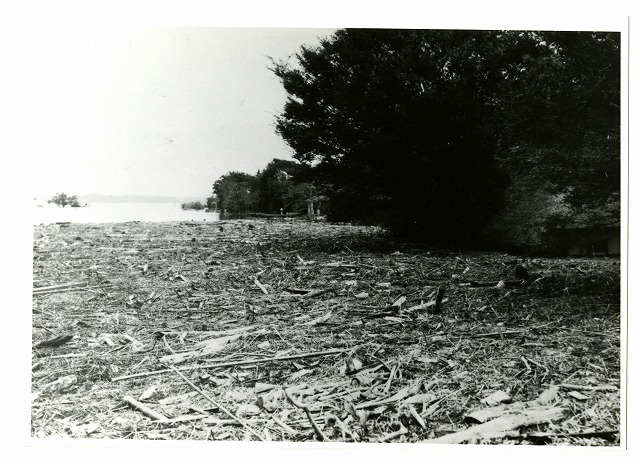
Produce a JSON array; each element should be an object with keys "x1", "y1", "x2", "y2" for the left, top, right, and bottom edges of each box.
[{"x1": 31, "y1": 219, "x2": 620, "y2": 443}]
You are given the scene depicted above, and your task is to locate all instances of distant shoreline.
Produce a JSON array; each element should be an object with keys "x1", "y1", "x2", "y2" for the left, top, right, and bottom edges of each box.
[{"x1": 35, "y1": 194, "x2": 206, "y2": 204}]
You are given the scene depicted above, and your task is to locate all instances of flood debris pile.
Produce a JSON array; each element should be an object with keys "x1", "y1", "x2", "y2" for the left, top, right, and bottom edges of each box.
[{"x1": 32, "y1": 220, "x2": 620, "y2": 444}]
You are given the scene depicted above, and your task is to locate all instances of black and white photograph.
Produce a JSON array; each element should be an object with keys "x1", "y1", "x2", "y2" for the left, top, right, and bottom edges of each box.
[{"x1": 4, "y1": 1, "x2": 635, "y2": 462}]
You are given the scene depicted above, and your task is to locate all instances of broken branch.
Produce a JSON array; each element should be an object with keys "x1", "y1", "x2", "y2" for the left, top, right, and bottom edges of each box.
[{"x1": 284, "y1": 388, "x2": 328, "y2": 441}]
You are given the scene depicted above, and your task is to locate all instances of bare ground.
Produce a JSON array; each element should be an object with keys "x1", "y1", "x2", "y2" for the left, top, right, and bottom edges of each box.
[{"x1": 31, "y1": 219, "x2": 621, "y2": 444}]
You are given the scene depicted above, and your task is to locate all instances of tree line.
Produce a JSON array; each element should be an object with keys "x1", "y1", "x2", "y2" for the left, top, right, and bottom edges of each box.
[
  {"x1": 207, "y1": 159, "x2": 324, "y2": 216},
  {"x1": 210, "y1": 29, "x2": 620, "y2": 247}
]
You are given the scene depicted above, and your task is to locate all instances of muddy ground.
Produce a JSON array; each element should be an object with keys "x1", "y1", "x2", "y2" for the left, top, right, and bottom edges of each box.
[{"x1": 31, "y1": 219, "x2": 621, "y2": 444}]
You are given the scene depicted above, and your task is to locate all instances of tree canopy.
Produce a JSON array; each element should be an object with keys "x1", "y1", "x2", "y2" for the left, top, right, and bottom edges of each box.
[
  {"x1": 209, "y1": 160, "x2": 318, "y2": 216},
  {"x1": 212, "y1": 171, "x2": 258, "y2": 214},
  {"x1": 254, "y1": 159, "x2": 313, "y2": 214},
  {"x1": 272, "y1": 29, "x2": 620, "y2": 246}
]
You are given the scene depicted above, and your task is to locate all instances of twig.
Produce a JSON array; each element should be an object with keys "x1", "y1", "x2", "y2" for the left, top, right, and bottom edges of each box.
[
  {"x1": 167, "y1": 364, "x2": 266, "y2": 441},
  {"x1": 284, "y1": 388, "x2": 328, "y2": 441}
]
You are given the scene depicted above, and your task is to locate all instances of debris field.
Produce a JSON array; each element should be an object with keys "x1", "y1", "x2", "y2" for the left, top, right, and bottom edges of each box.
[{"x1": 31, "y1": 219, "x2": 621, "y2": 444}]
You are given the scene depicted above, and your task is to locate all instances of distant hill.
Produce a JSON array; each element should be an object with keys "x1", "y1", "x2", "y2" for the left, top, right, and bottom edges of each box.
[{"x1": 78, "y1": 194, "x2": 205, "y2": 204}]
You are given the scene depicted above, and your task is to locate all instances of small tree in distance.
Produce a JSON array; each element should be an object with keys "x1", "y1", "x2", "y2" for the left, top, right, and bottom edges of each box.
[{"x1": 48, "y1": 193, "x2": 80, "y2": 208}]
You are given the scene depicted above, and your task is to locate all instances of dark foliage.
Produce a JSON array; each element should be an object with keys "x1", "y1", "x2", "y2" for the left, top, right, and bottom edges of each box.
[
  {"x1": 48, "y1": 192, "x2": 80, "y2": 208},
  {"x1": 272, "y1": 29, "x2": 510, "y2": 245},
  {"x1": 254, "y1": 159, "x2": 314, "y2": 214},
  {"x1": 271, "y1": 29, "x2": 620, "y2": 245},
  {"x1": 212, "y1": 171, "x2": 258, "y2": 214}
]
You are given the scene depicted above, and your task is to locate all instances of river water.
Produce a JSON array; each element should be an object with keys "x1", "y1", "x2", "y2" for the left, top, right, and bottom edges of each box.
[{"x1": 33, "y1": 202, "x2": 220, "y2": 225}]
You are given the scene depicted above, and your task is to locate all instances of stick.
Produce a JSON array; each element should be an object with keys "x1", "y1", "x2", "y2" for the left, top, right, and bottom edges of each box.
[
  {"x1": 167, "y1": 364, "x2": 265, "y2": 441},
  {"x1": 327, "y1": 414, "x2": 358, "y2": 441},
  {"x1": 284, "y1": 388, "x2": 328, "y2": 441},
  {"x1": 465, "y1": 280, "x2": 523, "y2": 287},
  {"x1": 201, "y1": 418, "x2": 270, "y2": 425},
  {"x1": 32, "y1": 281, "x2": 89, "y2": 293},
  {"x1": 254, "y1": 278, "x2": 269, "y2": 295},
  {"x1": 559, "y1": 383, "x2": 618, "y2": 392},
  {"x1": 123, "y1": 396, "x2": 168, "y2": 421},
  {"x1": 153, "y1": 414, "x2": 208, "y2": 424},
  {"x1": 383, "y1": 365, "x2": 398, "y2": 395},
  {"x1": 300, "y1": 288, "x2": 332, "y2": 299},
  {"x1": 111, "y1": 348, "x2": 347, "y2": 382},
  {"x1": 407, "y1": 404, "x2": 427, "y2": 429},
  {"x1": 271, "y1": 415, "x2": 299, "y2": 435},
  {"x1": 470, "y1": 330, "x2": 524, "y2": 338},
  {"x1": 526, "y1": 430, "x2": 619, "y2": 440}
]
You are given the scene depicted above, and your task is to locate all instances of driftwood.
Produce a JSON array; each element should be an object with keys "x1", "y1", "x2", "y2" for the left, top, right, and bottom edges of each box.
[
  {"x1": 123, "y1": 395, "x2": 168, "y2": 421},
  {"x1": 34, "y1": 335, "x2": 74, "y2": 348},
  {"x1": 31, "y1": 220, "x2": 621, "y2": 443},
  {"x1": 423, "y1": 407, "x2": 567, "y2": 444}
]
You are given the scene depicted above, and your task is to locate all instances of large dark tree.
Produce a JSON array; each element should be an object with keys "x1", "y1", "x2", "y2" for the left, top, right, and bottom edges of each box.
[
  {"x1": 272, "y1": 29, "x2": 509, "y2": 244},
  {"x1": 272, "y1": 29, "x2": 620, "y2": 246}
]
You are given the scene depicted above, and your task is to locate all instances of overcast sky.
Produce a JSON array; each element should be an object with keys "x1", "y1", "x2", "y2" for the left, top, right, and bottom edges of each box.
[
  {"x1": 18, "y1": 2, "x2": 629, "y2": 204},
  {"x1": 31, "y1": 27, "x2": 335, "y2": 201}
]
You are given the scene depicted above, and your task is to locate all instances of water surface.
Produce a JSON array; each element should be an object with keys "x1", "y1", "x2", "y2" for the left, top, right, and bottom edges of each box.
[{"x1": 33, "y1": 202, "x2": 219, "y2": 225}]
